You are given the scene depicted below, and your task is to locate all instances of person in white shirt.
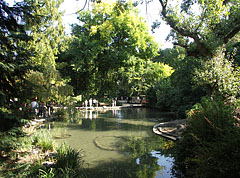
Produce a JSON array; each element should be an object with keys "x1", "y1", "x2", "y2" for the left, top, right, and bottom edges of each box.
[{"x1": 31, "y1": 97, "x2": 39, "y2": 118}]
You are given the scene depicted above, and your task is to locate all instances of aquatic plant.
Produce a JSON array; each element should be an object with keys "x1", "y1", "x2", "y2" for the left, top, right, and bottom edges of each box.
[
  {"x1": 53, "y1": 108, "x2": 69, "y2": 121},
  {"x1": 38, "y1": 168, "x2": 56, "y2": 178},
  {"x1": 55, "y1": 143, "x2": 83, "y2": 169},
  {"x1": 31, "y1": 130, "x2": 56, "y2": 152}
]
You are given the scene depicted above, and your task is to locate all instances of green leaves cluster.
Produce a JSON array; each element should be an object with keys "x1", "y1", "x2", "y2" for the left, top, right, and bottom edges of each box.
[
  {"x1": 0, "y1": 0, "x2": 71, "y2": 131},
  {"x1": 194, "y1": 50, "x2": 240, "y2": 99},
  {"x1": 58, "y1": 0, "x2": 169, "y2": 98},
  {"x1": 173, "y1": 97, "x2": 240, "y2": 178},
  {"x1": 153, "y1": 0, "x2": 240, "y2": 177},
  {"x1": 160, "y1": 0, "x2": 240, "y2": 57},
  {"x1": 22, "y1": 0, "x2": 72, "y2": 103}
]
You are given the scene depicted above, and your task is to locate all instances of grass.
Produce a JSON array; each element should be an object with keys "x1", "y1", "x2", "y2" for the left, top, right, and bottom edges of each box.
[{"x1": 31, "y1": 129, "x2": 56, "y2": 152}]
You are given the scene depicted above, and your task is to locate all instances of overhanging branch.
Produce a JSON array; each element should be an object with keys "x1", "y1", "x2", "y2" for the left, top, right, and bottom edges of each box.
[{"x1": 158, "y1": 0, "x2": 210, "y2": 56}]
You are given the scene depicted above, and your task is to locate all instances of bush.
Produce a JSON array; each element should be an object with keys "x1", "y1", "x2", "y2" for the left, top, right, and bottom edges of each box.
[
  {"x1": 0, "y1": 127, "x2": 23, "y2": 158},
  {"x1": 173, "y1": 97, "x2": 240, "y2": 178},
  {"x1": 53, "y1": 108, "x2": 68, "y2": 121}
]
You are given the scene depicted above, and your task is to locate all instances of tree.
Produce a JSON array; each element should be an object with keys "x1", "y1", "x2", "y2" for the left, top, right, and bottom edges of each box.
[
  {"x1": 147, "y1": 0, "x2": 240, "y2": 114},
  {"x1": 0, "y1": 0, "x2": 70, "y2": 131},
  {"x1": 58, "y1": 0, "x2": 159, "y2": 97},
  {"x1": 119, "y1": 58, "x2": 173, "y2": 97},
  {"x1": 158, "y1": 0, "x2": 240, "y2": 58},
  {"x1": 0, "y1": 0, "x2": 40, "y2": 131},
  {"x1": 22, "y1": 0, "x2": 72, "y2": 103},
  {"x1": 152, "y1": 0, "x2": 240, "y2": 177}
]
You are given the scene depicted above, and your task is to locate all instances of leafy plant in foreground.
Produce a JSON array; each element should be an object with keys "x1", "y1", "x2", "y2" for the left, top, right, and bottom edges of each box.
[
  {"x1": 31, "y1": 130, "x2": 56, "y2": 152},
  {"x1": 173, "y1": 97, "x2": 240, "y2": 178}
]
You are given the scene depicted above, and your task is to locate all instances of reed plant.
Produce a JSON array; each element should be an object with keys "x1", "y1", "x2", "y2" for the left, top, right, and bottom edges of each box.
[
  {"x1": 1, "y1": 127, "x2": 86, "y2": 178},
  {"x1": 36, "y1": 143, "x2": 86, "y2": 178},
  {"x1": 55, "y1": 143, "x2": 83, "y2": 169},
  {"x1": 38, "y1": 168, "x2": 56, "y2": 178},
  {"x1": 31, "y1": 129, "x2": 56, "y2": 152}
]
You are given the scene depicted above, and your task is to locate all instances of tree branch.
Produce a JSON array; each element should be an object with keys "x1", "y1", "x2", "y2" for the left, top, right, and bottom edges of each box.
[
  {"x1": 224, "y1": 24, "x2": 240, "y2": 44},
  {"x1": 173, "y1": 42, "x2": 188, "y2": 49},
  {"x1": 158, "y1": 0, "x2": 210, "y2": 56}
]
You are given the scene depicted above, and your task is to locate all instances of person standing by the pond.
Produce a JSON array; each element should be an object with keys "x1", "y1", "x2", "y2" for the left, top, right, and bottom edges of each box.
[
  {"x1": 49, "y1": 100, "x2": 54, "y2": 114},
  {"x1": 89, "y1": 98, "x2": 92, "y2": 107},
  {"x1": 31, "y1": 97, "x2": 39, "y2": 119},
  {"x1": 112, "y1": 98, "x2": 117, "y2": 107},
  {"x1": 43, "y1": 106, "x2": 47, "y2": 118},
  {"x1": 84, "y1": 99, "x2": 88, "y2": 107},
  {"x1": 93, "y1": 98, "x2": 97, "y2": 107},
  {"x1": 38, "y1": 101, "x2": 44, "y2": 117},
  {"x1": 47, "y1": 100, "x2": 54, "y2": 116}
]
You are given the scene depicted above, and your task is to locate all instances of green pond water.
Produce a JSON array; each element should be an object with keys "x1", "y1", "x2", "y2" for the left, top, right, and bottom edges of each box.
[{"x1": 50, "y1": 108, "x2": 176, "y2": 178}]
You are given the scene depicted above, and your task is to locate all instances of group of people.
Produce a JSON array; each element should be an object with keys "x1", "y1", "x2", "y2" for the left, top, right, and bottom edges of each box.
[
  {"x1": 82, "y1": 98, "x2": 118, "y2": 107},
  {"x1": 83, "y1": 98, "x2": 98, "y2": 107},
  {"x1": 28, "y1": 97, "x2": 54, "y2": 118}
]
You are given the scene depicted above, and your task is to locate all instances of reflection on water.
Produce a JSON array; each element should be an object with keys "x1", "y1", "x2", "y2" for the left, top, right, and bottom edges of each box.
[{"x1": 50, "y1": 108, "x2": 176, "y2": 178}]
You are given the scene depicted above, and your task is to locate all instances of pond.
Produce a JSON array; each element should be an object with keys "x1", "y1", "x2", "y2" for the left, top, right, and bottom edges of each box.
[{"x1": 50, "y1": 108, "x2": 176, "y2": 178}]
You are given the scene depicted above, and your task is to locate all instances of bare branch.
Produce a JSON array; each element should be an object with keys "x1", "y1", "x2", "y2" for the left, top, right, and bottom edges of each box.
[{"x1": 65, "y1": 0, "x2": 88, "y2": 16}]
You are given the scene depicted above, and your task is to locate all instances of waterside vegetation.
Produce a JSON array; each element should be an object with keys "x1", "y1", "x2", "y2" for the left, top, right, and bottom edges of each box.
[
  {"x1": 0, "y1": 124, "x2": 85, "y2": 178},
  {"x1": 1, "y1": 0, "x2": 240, "y2": 177}
]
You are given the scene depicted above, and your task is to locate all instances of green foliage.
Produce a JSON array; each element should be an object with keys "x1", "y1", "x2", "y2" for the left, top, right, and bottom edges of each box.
[
  {"x1": 39, "y1": 168, "x2": 56, "y2": 178},
  {"x1": 53, "y1": 108, "x2": 68, "y2": 121},
  {"x1": 55, "y1": 143, "x2": 83, "y2": 169},
  {"x1": 146, "y1": 78, "x2": 173, "y2": 109},
  {"x1": 159, "y1": 0, "x2": 240, "y2": 57},
  {"x1": 173, "y1": 97, "x2": 240, "y2": 178},
  {"x1": 0, "y1": 0, "x2": 70, "y2": 131},
  {"x1": 154, "y1": 47, "x2": 186, "y2": 69},
  {"x1": 147, "y1": 52, "x2": 205, "y2": 116},
  {"x1": 31, "y1": 130, "x2": 56, "y2": 152},
  {"x1": 225, "y1": 33, "x2": 240, "y2": 66},
  {"x1": 52, "y1": 143, "x2": 86, "y2": 178},
  {"x1": 0, "y1": 127, "x2": 23, "y2": 158},
  {"x1": 58, "y1": 0, "x2": 159, "y2": 97},
  {"x1": 22, "y1": 0, "x2": 72, "y2": 102},
  {"x1": 0, "y1": 0, "x2": 38, "y2": 131},
  {"x1": 194, "y1": 50, "x2": 240, "y2": 99},
  {"x1": 119, "y1": 57, "x2": 174, "y2": 96}
]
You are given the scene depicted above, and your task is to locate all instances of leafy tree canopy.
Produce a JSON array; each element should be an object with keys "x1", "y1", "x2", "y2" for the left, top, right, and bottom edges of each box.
[
  {"x1": 0, "y1": 0, "x2": 71, "y2": 130},
  {"x1": 21, "y1": 0, "x2": 72, "y2": 103},
  {"x1": 158, "y1": 0, "x2": 240, "y2": 57},
  {"x1": 58, "y1": 0, "x2": 161, "y2": 97}
]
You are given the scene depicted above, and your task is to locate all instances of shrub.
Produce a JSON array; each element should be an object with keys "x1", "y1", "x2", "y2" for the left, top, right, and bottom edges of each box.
[
  {"x1": 0, "y1": 127, "x2": 23, "y2": 158},
  {"x1": 53, "y1": 108, "x2": 68, "y2": 121},
  {"x1": 173, "y1": 97, "x2": 240, "y2": 178},
  {"x1": 38, "y1": 168, "x2": 56, "y2": 178}
]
